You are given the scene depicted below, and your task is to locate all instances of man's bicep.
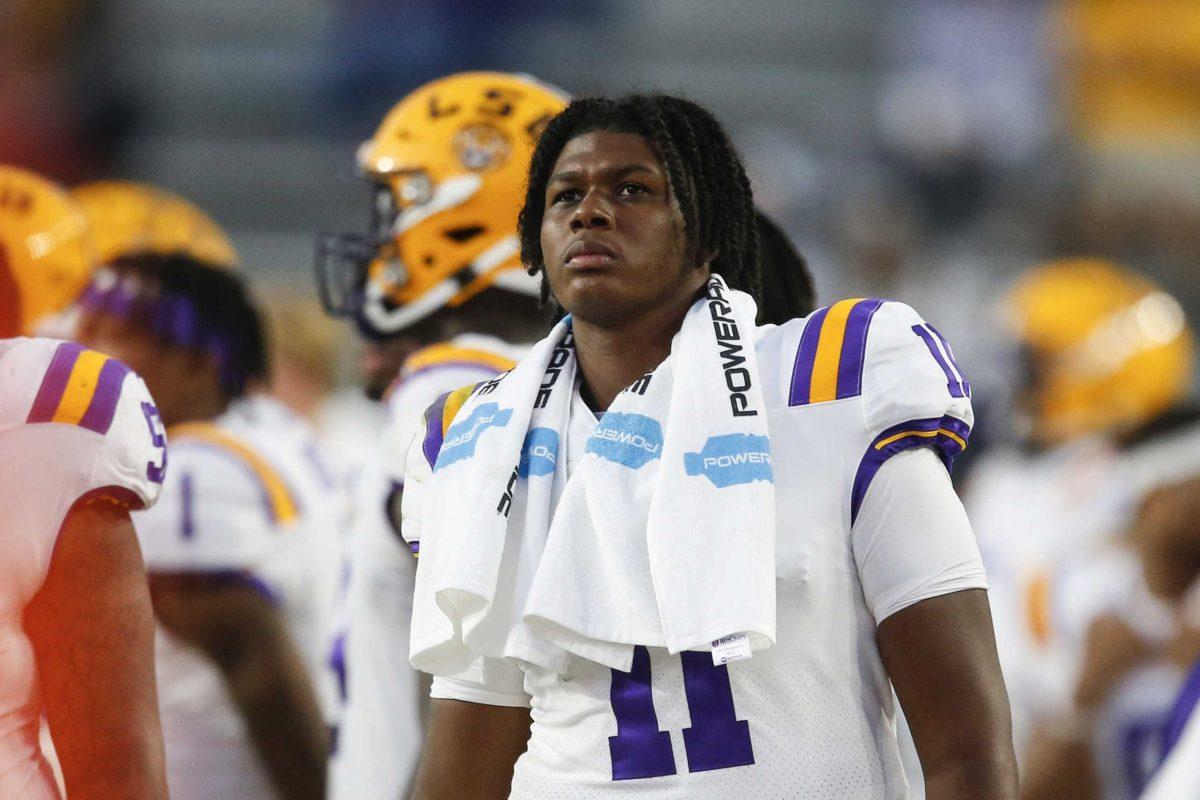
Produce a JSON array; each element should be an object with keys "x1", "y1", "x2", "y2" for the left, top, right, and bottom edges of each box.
[
  {"x1": 25, "y1": 500, "x2": 166, "y2": 797},
  {"x1": 851, "y1": 447, "x2": 987, "y2": 624},
  {"x1": 412, "y1": 698, "x2": 532, "y2": 800}
]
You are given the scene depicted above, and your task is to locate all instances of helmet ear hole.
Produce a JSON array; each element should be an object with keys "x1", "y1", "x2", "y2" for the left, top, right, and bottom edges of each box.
[{"x1": 444, "y1": 226, "x2": 485, "y2": 243}]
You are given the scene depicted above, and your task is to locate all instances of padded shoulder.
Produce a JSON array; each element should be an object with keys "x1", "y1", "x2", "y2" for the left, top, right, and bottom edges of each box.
[{"x1": 1, "y1": 337, "x2": 166, "y2": 508}]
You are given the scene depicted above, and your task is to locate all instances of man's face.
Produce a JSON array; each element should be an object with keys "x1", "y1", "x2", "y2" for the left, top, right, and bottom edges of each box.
[{"x1": 539, "y1": 130, "x2": 708, "y2": 329}]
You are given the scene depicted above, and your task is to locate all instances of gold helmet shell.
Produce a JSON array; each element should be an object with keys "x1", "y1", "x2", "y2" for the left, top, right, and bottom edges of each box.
[
  {"x1": 1005, "y1": 258, "x2": 1194, "y2": 445},
  {"x1": 0, "y1": 166, "x2": 94, "y2": 337},
  {"x1": 316, "y1": 71, "x2": 568, "y2": 337},
  {"x1": 71, "y1": 180, "x2": 239, "y2": 268}
]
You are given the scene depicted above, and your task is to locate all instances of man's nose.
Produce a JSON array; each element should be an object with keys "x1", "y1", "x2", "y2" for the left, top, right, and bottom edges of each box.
[{"x1": 569, "y1": 190, "x2": 614, "y2": 231}]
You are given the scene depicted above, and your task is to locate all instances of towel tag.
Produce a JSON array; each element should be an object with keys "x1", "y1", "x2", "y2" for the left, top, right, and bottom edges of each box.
[{"x1": 711, "y1": 632, "x2": 752, "y2": 666}]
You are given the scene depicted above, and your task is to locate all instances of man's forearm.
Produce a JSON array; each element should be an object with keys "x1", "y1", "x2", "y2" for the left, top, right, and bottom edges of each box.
[
  {"x1": 223, "y1": 644, "x2": 328, "y2": 800},
  {"x1": 924, "y1": 745, "x2": 1019, "y2": 800}
]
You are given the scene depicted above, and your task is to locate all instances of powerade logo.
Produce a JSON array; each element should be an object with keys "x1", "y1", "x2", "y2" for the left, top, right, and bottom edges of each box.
[
  {"x1": 585, "y1": 413, "x2": 663, "y2": 469},
  {"x1": 519, "y1": 427, "x2": 559, "y2": 478},
  {"x1": 435, "y1": 402, "x2": 512, "y2": 471},
  {"x1": 683, "y1": 433, "x2": 773, "y2": 488}
]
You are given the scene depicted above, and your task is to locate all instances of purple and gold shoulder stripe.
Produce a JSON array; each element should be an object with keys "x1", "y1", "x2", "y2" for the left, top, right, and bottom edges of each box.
[
  {"x1": 26, "y1": 341, "x2": 131, "y2": 435},
  {"x1": 850, "y1": 415, "x2": 971, "y2": 524},
  {"x1": 420, "y1": 382, "x2": 479, "y2": 471},
  {"x1": 789, "y1": 298, "x2": 885, "y2": 406}
]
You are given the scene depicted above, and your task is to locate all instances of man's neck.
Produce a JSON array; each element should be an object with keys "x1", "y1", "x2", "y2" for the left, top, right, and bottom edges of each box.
[{"x1": 571, "y1": 295, "x2": 697, "y2": 411}]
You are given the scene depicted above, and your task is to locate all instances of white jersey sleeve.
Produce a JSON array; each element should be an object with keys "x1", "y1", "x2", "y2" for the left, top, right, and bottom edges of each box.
[
  {"x1": 851, "y1": 302, "x2": 984, "y2": 623},
  {"x1": 0, "y1": 337, "x2": 166, "y2": 510},
  {"x1": 134, "y1": 423, "x2": 286, "y2": 573}
]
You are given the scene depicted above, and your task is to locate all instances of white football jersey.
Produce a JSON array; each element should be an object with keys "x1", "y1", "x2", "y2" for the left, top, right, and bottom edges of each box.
[
  {"x1": 967, "y1": 417, "x2": 1200, "y2": 761},
  {"x1": 0, "y1": 337, "x2": 165, "y2": 800},
  {"x1": 328, "y1": 334, "x2": 522, "y2": 800},
  {"x1": 405, "y1": 301, "x2": 989, "y2": 798},
  {"x1": 133, "y1": 393, "x2": 343, "y2": 800}
]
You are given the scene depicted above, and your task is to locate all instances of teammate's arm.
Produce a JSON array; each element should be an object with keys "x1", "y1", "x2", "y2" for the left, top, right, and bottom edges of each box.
[
  {"x1": 878, "y1": 589, "x2": 1018, "y2": 800},
  {"x1": 410, "y1": 699, "x2": 531, "y2": 800},
  {"x1": 24, "y1": 499, "x2": 169, "y2": 800},
  {"x1": 148, "y1": 573, "x2": 328, "y2": 800}
]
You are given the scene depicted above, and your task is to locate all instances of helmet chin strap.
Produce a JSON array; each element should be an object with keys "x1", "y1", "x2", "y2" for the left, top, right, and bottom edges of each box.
[{"x1": 393, "y1": 173, "x2": 483, "y2": 235}]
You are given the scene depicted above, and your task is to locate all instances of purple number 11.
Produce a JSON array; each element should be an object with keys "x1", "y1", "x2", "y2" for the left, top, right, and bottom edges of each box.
[{"x1": 609, "y1": 646, "x2": 754, "y2": 781}]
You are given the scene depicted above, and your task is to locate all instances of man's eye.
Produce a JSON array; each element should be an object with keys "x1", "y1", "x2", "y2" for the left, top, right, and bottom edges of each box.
[
  {"x1": 618, "y1": 183, "x2": 647, "y2": 196},
  {"x1": 552, "y1": 189, "x2": 580, "y2": 204}
]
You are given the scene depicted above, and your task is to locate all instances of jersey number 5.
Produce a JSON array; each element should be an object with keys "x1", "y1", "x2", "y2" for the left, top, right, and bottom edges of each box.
[
  {"x1": 609, "y1": 645, "x2": 754, "y2": 781},
  {"x1": 140, "y1": 401, "x2": 168, "y2": 484}
]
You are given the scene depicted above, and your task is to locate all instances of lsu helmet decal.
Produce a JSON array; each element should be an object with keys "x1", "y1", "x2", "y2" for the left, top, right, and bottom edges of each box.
[
  {"x1": 316, "y1": 71, "x2": 568, "y2": 338},
  {"x1": 71, "y1": 181, "x2": 239, "y2": 268},
  {"x1": 0, "y1": 166, "x2": 94, "y2": 337},
  {"x1": 1005, "y1": 258, "x2": 1194, "y2": 445}
]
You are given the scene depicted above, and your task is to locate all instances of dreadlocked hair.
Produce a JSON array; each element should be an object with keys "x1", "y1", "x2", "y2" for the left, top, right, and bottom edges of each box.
[
  {"x1": 83, "y1": 252, "x2": 268, "y2": 399},
  {"x1": 518, "y1": 94, "x2": 761, "y2": 305}
]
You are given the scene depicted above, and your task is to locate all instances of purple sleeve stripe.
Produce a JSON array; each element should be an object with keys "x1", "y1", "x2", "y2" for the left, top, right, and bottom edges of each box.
[
  {"x1": 422, "y1": 391, "x2": 452, "y2": 470},
  {"x1": 1163, "y1": 659, "x2": 1200, "y2": 756},
  {"x1": 410, "y1": 540, "x2": 420, "y2": 557},
  {"x1": 77, "y1": 357, "x2": 130, "y2": 434},
  {"x1": 787, "y1": 306, "x2": 829, "y2": 406},
  {"x1": 835, "y1": 298, "x2": 885, "y2": 401},
  {"x1": 26, "y1": 341, "x2": 83, "y2": 423},
  {"x1": 912, "y1": 324, "x2": 966, "y2": 399},
  {"x1": 850, "y1": 415, "x2": 971, "y2": 524}
]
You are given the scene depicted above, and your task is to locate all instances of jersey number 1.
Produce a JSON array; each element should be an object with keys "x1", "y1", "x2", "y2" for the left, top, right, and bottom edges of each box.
[{"x1": 609, "y1": 645, "x2": 754, "y2": 781}]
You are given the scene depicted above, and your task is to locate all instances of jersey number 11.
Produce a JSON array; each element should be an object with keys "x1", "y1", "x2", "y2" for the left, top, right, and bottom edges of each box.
[{"x1": 609, "y1": 645, "x2": 754, "y2": 781}]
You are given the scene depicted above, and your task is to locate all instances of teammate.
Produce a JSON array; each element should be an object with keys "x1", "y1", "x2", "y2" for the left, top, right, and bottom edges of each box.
[
  {"x1": 965, "y1": 259, "x2": 1200, "y2": 798},
  {"x1": 75, "y1": 253, "x2": 336, "y2": 800},
  {"x1": 315, "y1": 71, "x2": 566, "y2": 800},
  {"x1": 402, "y1": 94, "x2": 1015, "y2": 799},
  {"x1": 0, "y1": 165, "x2": 168, "y2": 799}
]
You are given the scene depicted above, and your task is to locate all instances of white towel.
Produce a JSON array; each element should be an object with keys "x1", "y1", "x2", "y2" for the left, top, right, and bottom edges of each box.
[{"x1": 410, "y1": 276, "x2": 776, "y2": 675}]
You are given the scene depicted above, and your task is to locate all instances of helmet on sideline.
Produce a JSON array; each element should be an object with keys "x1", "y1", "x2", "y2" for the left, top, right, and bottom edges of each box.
[
  {"x1": 72, "y1": 180, "x2": 239, "y2": 268},
  {"x1": 1005, "y1": 258, "x2": 1194, "y2": 445},
  {"x1": 316, "y1": 71, "x2": 568, "y2": 338},
  {"x1": 0, "y1": 165, "x2": 94, "y2": 337}
]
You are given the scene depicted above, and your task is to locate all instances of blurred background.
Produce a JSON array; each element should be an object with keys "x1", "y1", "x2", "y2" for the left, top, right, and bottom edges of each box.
[
  {"x1": 6, "y1": 0, "x2": 1199, "y2": 404},
  {"x1": 7, "y1": 3, "x2": 1200, "y2": 797}
]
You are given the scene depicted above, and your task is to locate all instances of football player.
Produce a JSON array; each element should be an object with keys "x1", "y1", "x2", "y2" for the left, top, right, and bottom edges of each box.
[
  {"x1": 402, "y1": 94, "x2": 1015, "y2": 799},
  {"x1": 75, "y1": 253, "x2": 337, "y2": 800},
  {"x1": 0, "y1": 165, "x2": 169, "y2": 799},
  {"x1": 965, "y1": 259, "x2": 1200, "y2": 798},
  {"x1": 315, "y1": 71, "x2": 566, "y2": 800}
]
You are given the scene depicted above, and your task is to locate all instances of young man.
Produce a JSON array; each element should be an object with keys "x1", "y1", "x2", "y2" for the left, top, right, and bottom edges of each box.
[
  {"x1": 0, "y1": 165, "x2": 169, "y2": 800},
  {"x1": 403, "y1": 95, "x2": 1016, "y2": 799},
  {"x1": 75, "y1": 254, "x2": 336, "y2": 800}
]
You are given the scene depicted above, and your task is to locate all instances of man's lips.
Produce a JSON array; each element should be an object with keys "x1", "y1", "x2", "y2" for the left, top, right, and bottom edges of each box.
[{"x1": 565, "y1": 240, "x2": 617, "y2": 268}]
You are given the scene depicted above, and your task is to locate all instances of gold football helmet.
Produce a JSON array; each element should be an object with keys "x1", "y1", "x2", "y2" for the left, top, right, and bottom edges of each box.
[
  {"x1": 0, "y1": 166, "x2": 94, "y2": 337},
  {"x1": 316, "y1": 71, "x2": 567, "y2": 337},
  {"x1": 1005, "y1": 258, "x2": 1194, "y2": 445},
  {"x1": 71, "y1": 181, "x2": 239, "y2": 268}
]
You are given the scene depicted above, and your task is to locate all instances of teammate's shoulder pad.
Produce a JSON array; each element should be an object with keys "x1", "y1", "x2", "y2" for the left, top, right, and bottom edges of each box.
[
  {"x1": 418, "y1": 381, "x2": 482, "y2": 471},
  {"x1": 1, "y1": 337, "x2": 167, "y2": 508}
]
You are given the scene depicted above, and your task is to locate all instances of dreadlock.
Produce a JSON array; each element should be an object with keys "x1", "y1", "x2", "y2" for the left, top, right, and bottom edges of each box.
[
  {"x1": 80, "y1": 252, "x2": 268, "y2": 399},
  {"x1": 518, "y1": 94, "x2": 761, "y2": 305}
]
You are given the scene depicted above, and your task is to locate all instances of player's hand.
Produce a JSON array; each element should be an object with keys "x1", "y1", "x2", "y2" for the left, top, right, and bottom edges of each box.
[{"x1": 1073, "y1": 614, "x2": 1152, "y2": 710}]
